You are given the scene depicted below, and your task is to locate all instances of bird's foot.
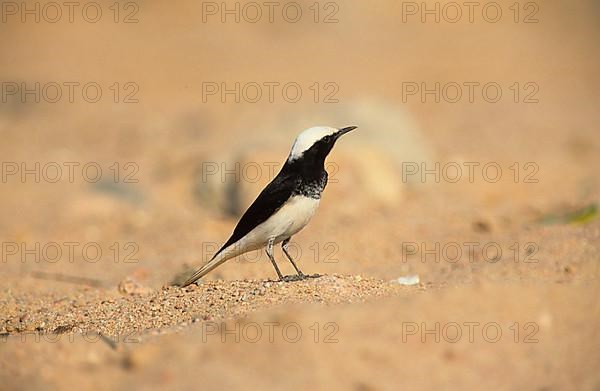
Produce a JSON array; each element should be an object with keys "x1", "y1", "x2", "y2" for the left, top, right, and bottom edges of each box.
[
  {"x1": 279, "y1": 274, "x2": 302, "y2": 282},
  {"x1": 279, "y1": 273, "x2": 321, "y2": 282},
  {"x1": 303, "y1": 273, "x2": 322, "y2": 280}
]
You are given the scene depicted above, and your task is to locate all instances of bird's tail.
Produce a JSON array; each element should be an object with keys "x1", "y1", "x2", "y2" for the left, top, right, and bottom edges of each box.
[{"x1": 178, "y1": 248, "x2": 237, "y2": 287}]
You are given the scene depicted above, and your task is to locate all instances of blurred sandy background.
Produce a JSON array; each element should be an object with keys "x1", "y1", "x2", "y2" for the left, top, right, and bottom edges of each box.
[{"x1": 0, "y1": 0, "x2": 599, "y2": 390}]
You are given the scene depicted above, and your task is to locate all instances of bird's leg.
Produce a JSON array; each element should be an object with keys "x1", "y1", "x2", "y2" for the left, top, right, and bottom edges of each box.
[
  {"x1": 265, "y1": 238, "x2": 284, "y2": 280},
  {"x1": 282, "y1": 238, "x2": 305, "y2": 278}
]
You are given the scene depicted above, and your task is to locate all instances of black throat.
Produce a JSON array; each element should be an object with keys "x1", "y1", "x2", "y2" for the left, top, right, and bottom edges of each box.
[{"x1": 280, "y1": 136, "x2": 336, "y2": 199}]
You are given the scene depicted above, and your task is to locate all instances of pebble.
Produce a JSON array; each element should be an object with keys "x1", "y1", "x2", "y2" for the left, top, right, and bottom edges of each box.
[{"x1": 392, "y1": 275, "x2": 420, "y2": 286}]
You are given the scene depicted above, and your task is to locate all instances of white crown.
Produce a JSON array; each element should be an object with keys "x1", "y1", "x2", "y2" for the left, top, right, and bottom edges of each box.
[{"x1": 288, "y1": 126, "x2": 338, "y2": 161}]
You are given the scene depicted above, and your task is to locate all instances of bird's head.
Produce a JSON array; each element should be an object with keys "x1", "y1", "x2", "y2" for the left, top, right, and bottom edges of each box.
[{"x1": 287, "y1": 126, "x2": 357, "y2": 164}]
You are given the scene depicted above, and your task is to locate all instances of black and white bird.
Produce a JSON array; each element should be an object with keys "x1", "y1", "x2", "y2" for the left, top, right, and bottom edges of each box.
[{"x1": 180, "y1": 126, "x2": 357, "y2": 287}]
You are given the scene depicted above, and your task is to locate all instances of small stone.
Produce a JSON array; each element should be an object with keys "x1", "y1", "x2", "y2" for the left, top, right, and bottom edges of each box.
[
  {"x1": 392, "y1": 275, "x2": 420, "y2": 286},
  {"x1": 118, "y1": 277, "x2": 153, "y2": 296}
]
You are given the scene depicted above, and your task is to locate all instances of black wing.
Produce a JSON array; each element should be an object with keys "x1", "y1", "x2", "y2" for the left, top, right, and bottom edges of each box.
[{"x1": 212, "y1": 172, "x2": 298, "y2": 258}]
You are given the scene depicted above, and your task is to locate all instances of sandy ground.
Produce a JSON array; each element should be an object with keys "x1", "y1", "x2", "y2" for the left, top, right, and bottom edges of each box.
[{"x1": 1, "y1": 0, "x2": 599, "y2": 390}]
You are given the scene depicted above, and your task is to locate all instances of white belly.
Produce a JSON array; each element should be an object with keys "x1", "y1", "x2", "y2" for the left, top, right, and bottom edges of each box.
[{"x1": 227, "y1": 196, "x2": 320, "y2": 256}]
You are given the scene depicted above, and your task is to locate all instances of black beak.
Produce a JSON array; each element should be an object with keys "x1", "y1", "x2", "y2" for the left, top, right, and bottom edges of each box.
[{"x1": 336, "y1": 126, "x2": 357, "y2": 137}]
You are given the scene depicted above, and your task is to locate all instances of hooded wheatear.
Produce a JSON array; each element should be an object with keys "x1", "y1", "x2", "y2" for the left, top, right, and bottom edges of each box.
[{"x1": 180, "y1": 126, "x2": 357, "y2": 286}]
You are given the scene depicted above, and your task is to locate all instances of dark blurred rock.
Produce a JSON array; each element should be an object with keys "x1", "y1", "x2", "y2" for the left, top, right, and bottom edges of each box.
[{"x1": 473, "y1": 220, "x2": 492, "y2": 233}]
